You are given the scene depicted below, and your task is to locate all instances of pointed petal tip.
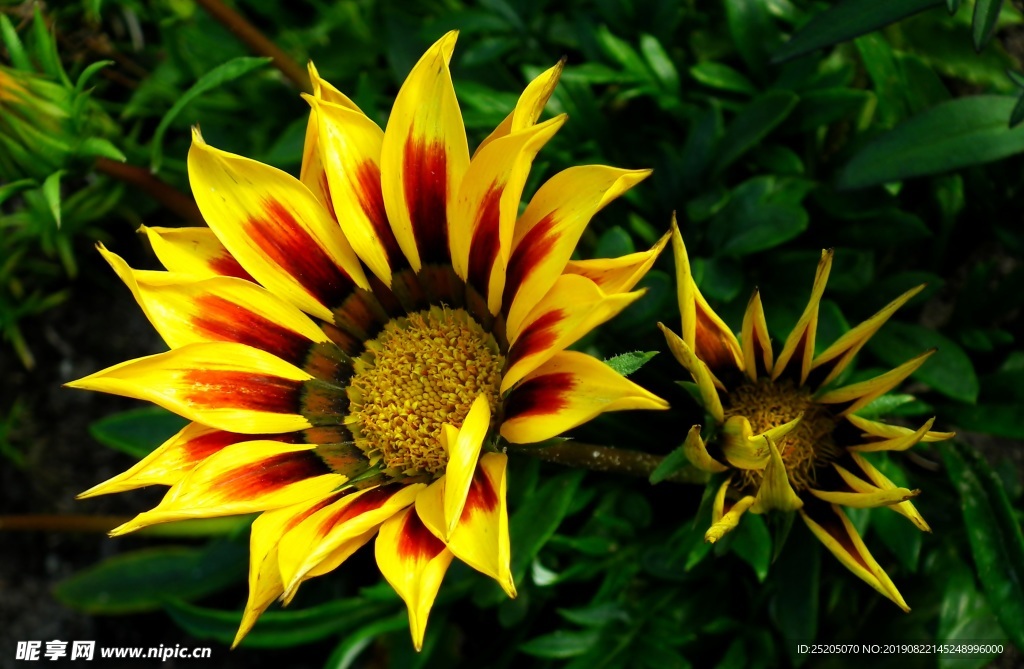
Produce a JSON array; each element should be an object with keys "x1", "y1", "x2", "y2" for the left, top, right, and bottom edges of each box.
[{"x1": 190, "y1": 125, "x2": 205, "y2": 145}]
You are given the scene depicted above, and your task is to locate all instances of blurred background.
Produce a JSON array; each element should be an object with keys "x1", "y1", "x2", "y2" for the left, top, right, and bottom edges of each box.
[{"x1": 1, "y1": 0, "x2": 1023, "y2": 667}]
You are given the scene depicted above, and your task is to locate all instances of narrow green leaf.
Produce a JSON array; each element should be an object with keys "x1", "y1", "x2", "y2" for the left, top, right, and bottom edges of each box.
[
  {"x1": 0, "y1": 15, "x2": 31, "y2": 71},
  {"x1": 639, "y1": 34, "x2": 680, "y2": 92},
  {"x1": 1010, "y1": 91, "x2": 1024, "y2": 129},
  {"x1": 649, "y1": 446, "x2": 689, "y2": 485},
  {"x1": 838, "y1": 96, "x2": 1024, "y2": 190},
  {"x1": 724, "y1": 0, "x2": 781, "y2": 79},
  {"x1": 866, "y1": 322, "x2": 979, "y2": 403},
  {"x1": 937, "y1": 564, "x2": 1004, "y2": 669},
  {"x1": 88, "y1": 406, "x2": 189, "y2": 458},
  {"x1": 972, "y1": 0, "x2": 1004, "y2": 51},
  {"x1": 520, "y1": 629, "x2": 601, "y2": 659},
  {"x1": 41, "y1": 170, "x2": 63, "y2": 228},
  {"x1": 605, "y1": 351, "x2": 659, "y2": 377},
  {"x1": 55, "y1": 540, "x2": 246, "y2": 614},
  {"x1": 708, "y1": 176, "x2": 813, "y2": 256},
  {"x1": 947, "y1": 0, "x2": 961, "y2": 12},
  {"x1": 510, "y1": 470, "x2": 585, "y2": 582},
  {"x1": 771, "y1": 530, "x2": 820, "y2": 667},
  {"x1": 75, "y1": 60, "x2": 114, "y2": 93},
  {"x1": 150, "y1": 56, "x2": 271, "y2": 172},
  {"x1": 165, "y1": 596, "x2": 398, "y2": 649},
  {"x1": 773, "y1": 0, "x2": 944, "y2": 63},
  {"x1": 323, "y1": 614, "x2": 409, "y2": 669},
  {"x1": 946, "y1": 404, "x2": 1024, "y2": 439},
  {"x1": 31, "y1": 7, "x2": 68, "y2": 84},
  {"x1": 557, "y1": 603, "x2": 630, "y2": 627},
  {"x1": 689, "y1": 62, "x2": 758, "y2": 94},
  {"x1": 940, "y1": 442, "x2": 1024, "y2": 651},
  {"x1": 712, "y1": 91, "x2": 799, "y2": 175},
  {"x1": 79, "y1": 137, "x2": 127, "y2": 162},
  {"x1": 0, "y1": 178, "x2": 37, "y2": 206},
  {"x1": 595, "y1": 225, "x2": 635, "y2": 258},
  {"x1": 730, "y1": 513, "x2": 771, "y2": 582}
]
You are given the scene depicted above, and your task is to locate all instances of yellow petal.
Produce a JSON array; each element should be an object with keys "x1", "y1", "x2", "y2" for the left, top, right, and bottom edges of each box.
[
  {"x1": 809, "y1": 284, "x2": 925, "y2": 389},
  {"x1": 109, "y1": 442, "x2": 344, "y2": 535},
  {"x1": 416, "y1": 453, "x2": 515, "y2": 597},
  {"x1": 773, "y1": 249, "x2": 833, "y2": 384},
  {"x1": 740, "y1": 289, "x2": 774, "y2": 380},
  {"x1": 816, "y1": 350, "x2": 935, "y2": 416},
  {"x1": 188, "y1": 128, "x2": 369, "y2": 321},
  {"x1": 671, "y1": 218, "x2": 744, "y2": 373},
  {"x1": 441, "y1": 394, "x2": 491, "y2": 540},
  {"x1": 375, "y1": 506, "x2": 454, "y2": 651},
  {"x1": 750, "y1": 436, "x2": 803, "y2": 513},
  {"x1": 476, "y1": 59, "x2": 564, "y2": 154},
  {"x1": 843, "y1": 453, "x2": 930, "y2": 532},
  {"x1": 659, "y1": 323, "x2": 725, "y2": 423},
  {"x1": 500, "y1": 350, "x2": 669, "y2": 444},
  {"x1": 141, "y1": 225, "x2": 254, "y2": 281},
  {"x1": 719, "y1": 416, "x2": 769, "y2": 470},
  {"x1": 65, "y1": 342, "x2": 315, "y2": 434},
  {"x1": 808, "y1": 486, "x2": 919, "y2": 508},
  {"x1": 845, "y1": 414, "x2": 954, "y2": 443},
  {"x1": 564, "y1": 228, "x2": 671, "y2": 295},
  {"x1": 846, "y1": 417, "x2": 936, "y2": 453},
  {"x1": 452, "y1": 115, "x2": 566, "y2": 315},
  {"x1": 706, "y1": 479, "x2": 755, "y2": 543},
  {"x1": 682, "y1": 424, "x2": 728, "y2": 473},
  {"x1": 503, "y1": 166, "x2": 651, "y2": 338},
  {"x1": 380, "y1": 31, "x2": 469, "y2": 272},
  {"x1": 800, "y1": 502, "x2": 910, "y2": 611},
  {"x1": 502, "y1": 274, "x2": 644, "y2": 393}
]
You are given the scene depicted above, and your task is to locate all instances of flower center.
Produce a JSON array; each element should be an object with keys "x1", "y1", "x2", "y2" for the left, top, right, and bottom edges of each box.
[
  {"x1": 346, "y1": 307, "x2": 504, "y2": 477},
  {"x1": 724, "y1": 379, "x2": 839, "y2": 492}
]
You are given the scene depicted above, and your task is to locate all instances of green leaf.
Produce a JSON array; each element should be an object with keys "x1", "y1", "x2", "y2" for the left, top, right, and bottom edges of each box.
[
  {"x1": 838, "y1": 96, "x2": 1024, "y2": 190},
  {"x1": 150, "y1": 56, "x2": 272, "y2": 172},
  {"x1": 520, "y1": 629, "x2": 601, "y2": 659},
  {"x1": 0, "y1": 178, "x2": 37, "y2": 206},
  {"x1": 595, "y1": 225, "x2": 635, "y2": 258},
  {"x1": 0, "y1": 15, "x2": 30, "y2": 71},
  {"x1": 510, "y1": 470, "x2": 585, "y2": 582},
  {"x1": 639, "y1": 34, "x2": 680, "y2": 92},
  {"x1": 88, "y1": 406, "x2": 190, "y2": 459},
  {"x1": 323, "y1": 613, "x2": 409, "y2": 669},
  {"x1": 79, "y1": 137, "x2": 127, "y2": 163},
  {"x1": 790, "y1": 89, "x2": 873, "y2": 132},
  {"x1": 689, "y1": 62, "x2": 757, "y2": 95},
  {"x1": 41, "y1": 170, "x2": 63, "y2": 228},
  {"x1": 712, "y1": 91, "x2": 799, "y2": 175},
  {"x1": 946, "y1": 404, "x2": 1024, "y2": 439},
  {"x1": 605, "y1": 351, "x2": 659, "y2": 377},
  {"x1": 708, "y1": 176, "x2": 813, "y2": 256},
  {"x1": 773, "y1": 0, "x2": 944, "y2": 63},
  {"x1": 730, "y1": 513, "x2": 771, "y2": 582},
  {"x1": 165, "y1": 596, "x2": 398, "y2": 649},
  {"x1": 557, "y1": 603, "x2": 630, "y2": 627},
  {"x1": 972, "y1": 0, "x2": 1004, "y2": 51},
  {"x1": 866, "y1": 322, "x2": 979, "y2": 403},
  {"x1": 55, "y1": 540, "x2": 246, "y2": 614},
  {"x1": 937, "y1": 565, "x2": 1004, "y2": 669},
  {"x1": 75, "y1": 60, "x2": 114, "y2": 94},
  {"x1": 724, "y1": 0, "x2": 781, "y2": 79},
  {"x1": 649, "y1": 446, "x2": 690, "y2": 485},
  {"x1": 939, "y1": 441, "x2": 1024, "y2": 651},
  {"x1": 1010, "y1": 91, "x2": 1024, "y2": 128},
  {"x1": 771, "y1": 530, "x2": 820, "y2": 667}
]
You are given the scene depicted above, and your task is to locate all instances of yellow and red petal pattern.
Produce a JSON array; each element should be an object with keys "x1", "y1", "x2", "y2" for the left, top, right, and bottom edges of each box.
[
  {"x1": 234, "y1": 491, "x2": 342, "y2": 647},
  {"x1": 500, "y1": 350, "x2": 669, "y2": 444},
  {"x1": 706, "y1": 479, "x2": 755, "y2": 543},
  {"x1": 100, "y1": 248, "x2": 330, "y2": 366},
  {"x1": 740, "y1": 289, "x2": 773, "y2": 381},
  {"x1": 501, "y1": 274, "x2": 644, "y2": 394},
  {"x1": 682, "y1": 424, "x2": 728, "y2": 473},
  {"x1": 65, "y1": 342, "x2": 315, "y2": 434},
  {"x1": 670, "y1": 220, "x2": 743, "y2": 374},
  {"x1": 800, "y1": 501, "x2": 910, "y2": 612},
  {"x1": 375, "y1": 506, "x2": 454, "y2": 651},
  {"x1": 311, "y1": 96, "x2": 403, "y2": 286},
  {"x1": 440, "y1": 395, "x2": 490, "y2": 540},
  {"x1": 380, "y1": 31, "x2": 469, "y2": 272},
  {"x1": 475, "y1": 60, "x2": 564, "y2": 155},
  {"x1": 845, "y1": 417, "x2": 936, "y2": 453},
  {"x1": 277, "y1": 483, "x2": 424, "y2": 592},
  {"x1": 503, "y1": 166, "x2": 651, "y2": 340},
  {"x1": 141, "y1": 225, "x2": 253, "y2": 282},
  {"x1": 750, "y1": 436, "x2": 803, "y2": 513},
  {"x1": 845, "y1": 414, "x2": 954, "y2": 444},
  {"x1": 808, "y1": 284, "x2": 926, "y2": 390},
  {"x1": 109, "y1": 441, "x2": 344, "y2": 535},
  {"x1": 773, "y1": 249, "x2": 833, "y2": 384},
  {"x1": 564, "y1": 229, "x2": 671, "y2": 296},
  {"x1": 842, "y1": 453, "x2": 930, "y2": 532},
  {"x1": 659, "y1": 323, "x2": 725, "y2": 423},
  {"x1": 416, "y1": 452, "x2": 515, "y2": 597},
  {"x1": 78, "y1": 423, "x2": 290, "y2": 498},
  {"x1": 816, "y1": 350, "x2": 935, "y2": 416},
  {"x1": 188, "y1": 129, "x2": 369, "y2": 321},
  {"x1": 452, "y1": 115, "x2": 567, "y2": 315}
]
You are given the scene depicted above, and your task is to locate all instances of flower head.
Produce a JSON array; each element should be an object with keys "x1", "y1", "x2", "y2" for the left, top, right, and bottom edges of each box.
[
  {"x1": 660, "y1": 221, "x2": 952, "y2": 611},
  {"x1": 67, "y1": 32, "x2": 669, "y2": 649}
]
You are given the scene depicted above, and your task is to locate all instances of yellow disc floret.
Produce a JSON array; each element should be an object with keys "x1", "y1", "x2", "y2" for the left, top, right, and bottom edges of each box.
[
  {"x1": 346, "y1": 307, "x2": 504, "y2": 477},
  {"x1": 724, "y1": 379, "x2": 839, "y2": 492}
]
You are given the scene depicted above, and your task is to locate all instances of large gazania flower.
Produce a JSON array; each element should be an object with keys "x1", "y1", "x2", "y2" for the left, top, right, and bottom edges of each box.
[
  {"x1": 660, "y1": 222, "x2": 952, "y2": 610},
  {"x1": 67, "y1": 32, "x2": 669, "y2": 649}
]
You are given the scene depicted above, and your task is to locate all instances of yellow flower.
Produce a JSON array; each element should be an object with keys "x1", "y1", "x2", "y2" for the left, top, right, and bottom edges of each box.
[
  {"x1": 660, "y1": 220, "x2": 953, "y2": 611},
  {"x1": 67, "y1": 32, "x2": 669, "y2": 650}
]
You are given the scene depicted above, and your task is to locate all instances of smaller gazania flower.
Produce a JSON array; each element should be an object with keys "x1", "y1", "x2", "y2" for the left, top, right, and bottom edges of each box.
[
  {"x1": 67, "y1": 32, "x2": 669, "y2": 650},
  {"x1": 660, "y1": 221, "x2": 953, "y2": 610}
]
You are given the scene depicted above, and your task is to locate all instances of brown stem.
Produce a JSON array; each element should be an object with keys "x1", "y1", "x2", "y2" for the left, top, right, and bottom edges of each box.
[
  {"x1": 508, "y1": 442, "x2": 709, "y2": 484},
  {"x1": 195, "y1": 0, "x2": 310, "y2": 92},
  {"x1": 0, "y1": 514, "x2": 126, "y2": 533},
  {"x1": 94, "y1": 158, "x2": 204, "y2": 224}
]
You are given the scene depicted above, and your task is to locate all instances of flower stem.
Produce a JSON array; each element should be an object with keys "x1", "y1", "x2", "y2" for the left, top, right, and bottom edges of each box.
[
  {"x1": 195, "y1": 0, "x2": 310, "y2": 92},
  {"x1": 94, "y1": 158, "x2": 204, "y2": 224},
  {"x1": 507, "y1": 442, "x2": 709, "y2": 484}
]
